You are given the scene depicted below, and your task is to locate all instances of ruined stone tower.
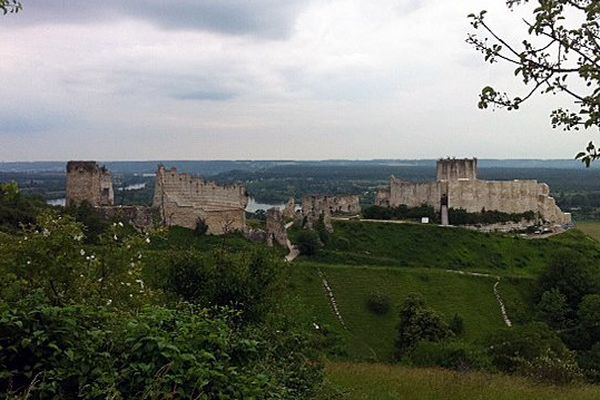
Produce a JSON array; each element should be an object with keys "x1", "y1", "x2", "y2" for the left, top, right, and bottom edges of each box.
[
  {"x1": 436, "y1": 158, "x2": 478, "y2": 181},
  {"x1": 65, "y1": 161, "x2": 114, "y2": 207}
]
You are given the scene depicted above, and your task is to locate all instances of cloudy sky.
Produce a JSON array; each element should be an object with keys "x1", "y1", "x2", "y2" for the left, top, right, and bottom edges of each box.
[{"x1": 0, "y1": 0, "x2": 593, "y2": 161}]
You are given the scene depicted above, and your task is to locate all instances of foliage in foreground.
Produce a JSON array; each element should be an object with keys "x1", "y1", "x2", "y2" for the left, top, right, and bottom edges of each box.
[
  {"x1": 0, "y1": 209, "x2": 323, "y2": 399},
  {"x1": 0, "y1": 300, "x2": 322, "y2": 399},
  {"x1": 467, "y1": 0, "x2": 600, "y2": 165}
]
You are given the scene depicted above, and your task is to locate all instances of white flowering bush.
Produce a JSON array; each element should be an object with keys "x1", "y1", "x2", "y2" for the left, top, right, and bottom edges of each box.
[{"x1": 0, "y1": 210, "x2": 152, "y2": 308}]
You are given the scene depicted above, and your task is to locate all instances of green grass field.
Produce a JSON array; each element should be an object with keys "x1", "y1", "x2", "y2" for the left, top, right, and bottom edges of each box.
[
  {"x1": 289, "y1": 262, "x2": 535, "y2": 361},
  {"x1": 287, "y1": 221, "x2": 600, "y2": 361},
  {"x1": 300, "y1": 221, "x2": 600, "y2": 276},
  {"x1": 576, "y1": 221, "x2": 600, "y2": 242},
  {"x1": 321, "y1": 362, "x2": 600, "y2": 400}
]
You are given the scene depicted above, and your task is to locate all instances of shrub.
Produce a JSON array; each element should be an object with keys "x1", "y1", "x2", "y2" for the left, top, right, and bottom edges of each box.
[
  {"x1": 486, "y1": 322, "x2": 580, "y2": 384},
  {"x1": 0, "y1": 211, "x2": 152, "y2": 309},
  {"x1": 519, "y1": 349, "x2": 583, "y2": 385},
  {"x1": 395, "y1": 293, "x2": 452, "y2": 358},
  {"x1": 538, "y1": 250, "x2": 599, "y2": 309},
  {"x1": 366, "y1": 292, "x2": 392, "y2": 316},
  {"x1": 449, "y1": 313, "x2": 465, "y2": 336},
  {"x1": 0, "y1": 301, "x2": 323, "y2": 399},
  {"x1": 194, "y1": 217, "x2": 208, "y2": 236},
  {"x1": 408, "y1": 340, "x2": 493, "y2": 372},
  {"x1": 157, "y1": 248, "x2": 286, "y2": 324},
  {"x1": 296, "y1": 229, "x2": 320, "y2": 256},
  {"x1": 536, "y1": 288, "x2": 570, "y2": 329}
]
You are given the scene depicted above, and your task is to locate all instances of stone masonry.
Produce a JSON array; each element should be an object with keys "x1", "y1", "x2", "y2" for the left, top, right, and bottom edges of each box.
[
  {"x1": 302, "y1": 195, "x2": 361, "y2": 216},
  {"x1": 376, "y1": 158, "x2": 571, "y2": 225},
  {"x1": 152, "y1": 165, "x2": 249, "y2": 235},
  {"x1": 66, "y1": 161, "x2": 114, "y2": 207},
  {"x1": 266, "y1": 207, "x2": 289, "y2": 247}
]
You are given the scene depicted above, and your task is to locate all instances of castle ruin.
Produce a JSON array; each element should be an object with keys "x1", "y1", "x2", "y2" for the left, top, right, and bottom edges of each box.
[
  {"x1": 152, "y1": 166, "x2": 249, "y2": 235},
  {"x1": 66, "y1": 161, "x2": 114, "y2": 207},
  {"x1": 376, "y1": 158, "x2": 571, "y2": 225}
]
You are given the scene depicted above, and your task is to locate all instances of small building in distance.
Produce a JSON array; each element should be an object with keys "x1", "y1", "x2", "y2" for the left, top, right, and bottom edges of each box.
[
  {"x1": 66, "y1": 161, "x2": 114, "y2": 207},
  {"x1": 152, "y1": 165, "x2": 249, "y2": 235},
  {"x1": 376, "y1": 157, "x2": 571, "y2": 225}
]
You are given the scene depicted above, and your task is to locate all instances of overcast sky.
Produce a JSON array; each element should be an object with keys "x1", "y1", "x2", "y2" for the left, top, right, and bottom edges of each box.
[{"x1": 0, "y1": 0, "x2": 594, "y2": 161}]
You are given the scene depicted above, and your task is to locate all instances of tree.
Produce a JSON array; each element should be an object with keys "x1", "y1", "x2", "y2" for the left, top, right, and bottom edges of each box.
[
  {"x1": 295, "y1": 229, "x2": 320, "y2": 256},
  {"x1": 578, "y1": 294, "x2": 600, "y2": 341},
  {"x1": 468, "y1": 1, "x2": 600, "y2": 165},
  {"x1": 537, "y1": 288, "x2": 570, "y2": 329},
  {"x1": 0, "y1": 0, "x2": 21, "y2": 14},
  {"x1": 537, "y1": 249, "x2": 598, "y2": 309},
  {"x1": 394, "y1": 293, "x2": 452, "y2": 359}
]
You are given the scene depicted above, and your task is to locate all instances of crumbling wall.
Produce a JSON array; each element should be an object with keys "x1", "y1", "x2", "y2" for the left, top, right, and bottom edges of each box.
[
  {"x1": 96, "y1": 206, "x2": 155, "y2": 231},
  {"x1": 282, "y1": 198, "x2": 296, "y2": 220},
  {"x1": 152, "y1": 166, "x2": 249, "y2": 235},
  {"x1": 376, "y1": 158, "x2": 571, "y2": 225},
  {"x1": 266, "y1": 208, "x2": 288, "y2": 247},
  {"x1": 302, "y1": 195, "x2": 361, "y2": 216},
  {"x1": 66, "y1": 161, "x2": 114, "y2": 207}
]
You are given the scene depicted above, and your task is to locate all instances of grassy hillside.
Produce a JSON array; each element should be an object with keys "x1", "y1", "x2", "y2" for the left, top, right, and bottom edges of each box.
[
  {"x1": 576, "y1": 221, "x2": 600, "y2": 242},
  {"x1": 321, "y1": 362, "x2": 600, "y2": 400},
  {"x1": 302, "y1": 221, "x2": 599, "y2": 276},
  {"x1": 289, "y1": 262, "x2": 534, "y2": 361}
]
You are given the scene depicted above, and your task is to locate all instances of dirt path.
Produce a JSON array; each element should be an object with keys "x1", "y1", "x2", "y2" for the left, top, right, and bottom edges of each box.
[
  {"x1": 283, "y1": 221, "x2": 299, "y2": 262},
  {"x1": 445, "y1": 270, "x2": 512, "y2": 327}
]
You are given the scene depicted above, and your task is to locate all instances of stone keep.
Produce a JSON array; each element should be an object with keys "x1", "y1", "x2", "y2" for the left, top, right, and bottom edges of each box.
[
  {"x1": 66, "y1": 161, "x2": 114, "y2": 207},
  {"x1": 376, "y1": 157, "x2": 571, "y2": 225},
  {"x1": 152, "y1": 166, "x2": 249, "y2": 235}
]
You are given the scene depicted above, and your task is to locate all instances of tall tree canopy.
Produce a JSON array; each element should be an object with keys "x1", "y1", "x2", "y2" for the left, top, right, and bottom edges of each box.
[{"x1": 468, "y1": 0, "x2": 599, "y2": 165}]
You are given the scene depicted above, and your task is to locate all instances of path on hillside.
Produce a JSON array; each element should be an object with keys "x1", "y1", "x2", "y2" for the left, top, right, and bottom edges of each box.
[
  {"x1": 318, "y1": 269, "x2": 347, "y2": 329},
  {"x1": 445, "y1": 270, "x2": 512, "y2": 327},
  {"x1": 284, "y1": 221, "x2": 299, "y2": 262}
]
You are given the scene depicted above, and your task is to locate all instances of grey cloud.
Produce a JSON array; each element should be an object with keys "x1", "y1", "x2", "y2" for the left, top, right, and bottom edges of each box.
[
  {"x1": 0, "y1": 112, "x2": 61, "y2": 134},
  {"x1": 172, "y1": 90, "x2": 236, "y2": 101},
  {"x1": 10, "y1": 0, "x2": 312, "y2": 38}
]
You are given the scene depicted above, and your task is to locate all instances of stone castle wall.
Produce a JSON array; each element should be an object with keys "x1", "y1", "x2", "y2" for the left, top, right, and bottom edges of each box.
[
  {"x1": 66, "y1": 161, "x2": 114, "y2": 207},
  {"x1": 266, "y1": 208, "x2": 288, "y2": 247},
  {"x1": 152, "y1": 166, "x2": 249, "y2": 234},
  {"x1": 376, "y1": 158, "x2": 571, "y2": 225},
  {"x1": 96, "y1": 206, "x2": 155, "y2": 231},
  {"x1": 302, "y1": 195, "x2": 361, "y2": 215}
]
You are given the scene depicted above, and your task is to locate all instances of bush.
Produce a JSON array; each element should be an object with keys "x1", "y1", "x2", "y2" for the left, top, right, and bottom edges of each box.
[
  {"x1": 366, "y1": 292, "x2": 392, "y2": 316},
  {"x1": 395, "y1": 293, "x2": 452, "y2": 358},
  {"x1": 538, "y1": 250, "x2": 599, "y2": 309},
  {"x1": 362, "y1": 204, "x2": 437, "y2": 222},
  {"x1": 157, "y1": 248, "x2": 285, "y2": 324},
  {"x1": 536, "y1": 288, "x2": 569, "y2": 329},
  {"x1": 408, "y1": 340, "x2": 493, "y2": 372},
  {"x1": 296, "y1": 229, "x2": 320, "y2": 256},
  {"x1": 194, "y1": 217, "x2": 208, "y2": 236},
  {"x1": 486, "y1": 322, "x2": 581, "y2": 384},
  {"x1": 0, "y1": 301, "x2": 322, "y2": 399},
  {"x1": 449, "y1": 313, "x2": 465, "y2": 336},
  {"x1": 0, "y1": 211, "x2": 152, "y2": 309}
]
